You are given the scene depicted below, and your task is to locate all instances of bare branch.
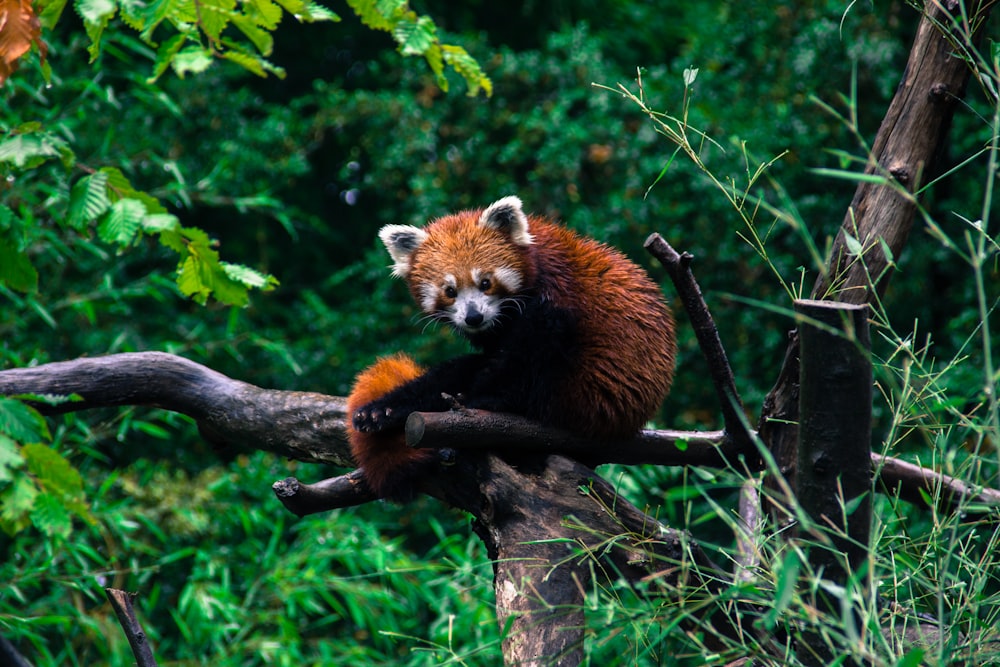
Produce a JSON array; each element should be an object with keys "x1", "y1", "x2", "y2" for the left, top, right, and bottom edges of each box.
[
  {"x1": 405, "y1": 408, "x2": 736, "y2": 467},
  {"x1": 874, "y1": 453, "x2": 1000, "y2": 517},
  {"x1": 105, "y1": 588, "x2": 158, "y2": 667},
  {"x1": 3, "y1": 353, "x2": 997, "y2": 519},
  {"x1": 0, "y1": 352, "x2": 354, "y2": 467},
  {"x1": 644, "y1": 233, "x2": 756, "y2": 459},
  {"x1": 272, "y1": 470, "x2": 376, "y2": 516}
]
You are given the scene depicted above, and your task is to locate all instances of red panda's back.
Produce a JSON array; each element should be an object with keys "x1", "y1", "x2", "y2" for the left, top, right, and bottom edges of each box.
[{"x1": 529, "y1": 220, "x2": 676, "y2": 438}]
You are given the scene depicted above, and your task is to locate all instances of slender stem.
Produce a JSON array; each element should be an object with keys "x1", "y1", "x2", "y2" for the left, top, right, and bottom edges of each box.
[{"x1": 975, "y1": 88, "x2": 1000, "y2": 444}]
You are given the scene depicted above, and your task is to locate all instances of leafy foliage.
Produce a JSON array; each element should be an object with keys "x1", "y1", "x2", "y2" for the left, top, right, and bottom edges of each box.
[
  {"x1": 0, "y1": 125, "x2": 278, "y2": 306},
  {"x1": 0, "y1": 396, "x2": 93, "y2": 538},
  {"x1": 347, "y1": 0, "x2": 491, "y2": 96}
]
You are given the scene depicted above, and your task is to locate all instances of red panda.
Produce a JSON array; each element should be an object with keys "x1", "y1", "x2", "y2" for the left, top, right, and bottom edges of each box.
[{"x1": 348, "y1": 196, "x2": 676, "y2": 499}]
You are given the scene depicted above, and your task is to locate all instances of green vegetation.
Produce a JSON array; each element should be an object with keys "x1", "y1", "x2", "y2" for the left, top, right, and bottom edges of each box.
[{"x1": 2, "y1": 1, "x2": 998, "y2": 664}]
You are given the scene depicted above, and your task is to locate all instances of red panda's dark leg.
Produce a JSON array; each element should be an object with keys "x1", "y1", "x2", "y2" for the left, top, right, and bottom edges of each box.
[{"x1": 351, "y1": 353, "x2": 488, "y2": 433}]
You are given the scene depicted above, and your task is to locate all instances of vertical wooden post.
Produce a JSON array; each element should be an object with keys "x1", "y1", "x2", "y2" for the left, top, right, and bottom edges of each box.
[{"x1": 795, "y1": 299, "x2": 873, "y2": 665}]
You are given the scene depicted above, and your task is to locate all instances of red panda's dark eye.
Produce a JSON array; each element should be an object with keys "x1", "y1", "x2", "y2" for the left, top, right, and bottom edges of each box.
[
  {"x1": 479, "y1": 278, "x2": 491, "y2": 291},
  {"x1": 444, "y1": 286, "x2": 457, "y2": 299}
]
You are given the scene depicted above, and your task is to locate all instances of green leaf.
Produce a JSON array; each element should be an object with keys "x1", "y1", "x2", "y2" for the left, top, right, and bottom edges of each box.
[
  {"x1": 139, "y1": 0, "x2": 195, "y2": 42},
  {"x1": 98, "y1": 198, "x2": 147, "y2": 246},
  {"x1": 221, "y1": 48, "x2": 285, "y2": 77},
  {"x1": 77, "y1": 0, "x2": 117, "y2": 60},
  {"x1": 100, "y1": 166, "x2": 167, "y2": 213},
  {"x1": 0, "y1": 236, "x2": 38, "y2": 293},
  {"x1": 843, "y1": 231, "x2": 864, "y2": 258},
  {"x1": 271, "y1": 0, "x2": 306, "y2": 16},
  {"x1": 142, "y1": 212, "x2": 181, "y2": 234},
  {"x1": 172, "y1": 46, "x2": 215, "y2": 77},
  {"x1": 393, "y1": 14, "x2": 435, "y2": 56},
  {"x1": 37, "y1": 0, "x2": 72, "y2": 29},
  {"x1": 423, "y1": 43, "x2": 445, "y2": 89},
  {"x1": 878, "y1": 236, "x2": 895, "y2": 266},
  {"x1": 31, "y1": 492, "x2": 73, "y2": 538},
  {"x1": 67, "y1": 171, "x2": 111, "y2": 229},
  {"x1": 810, "y1": 167, "x2": 889, "y2": 185},
  {"x1": 0, "y1": 434, "x2": 26, "y2": 483},
  {"x1": 155, "y1": 225, "x2": 188, "y2": 254},
  {"x1": 298, "y1": 1, "x2": 338, "y2": 22},
  {"x1": 76, "y1": 0, "x2": 116, "y2": 24},
  {"x1": 761, "y1": 549, "x2": 800, "y2": 630},
  {"x1": 23, "y1": 443, "x2": 85, "y2": 500},
  {"x1": 895, "y1": 649, "x2": 926, "y2": 667},
  {"x1": 0, "y1": 397, "x2": 50, "y2": 443},
  {"x1": 177, "y1": 254, "x2": 213, "y2": 304},
  {"x1": 442, "y1": 44, "x2": 492, "y2": 97},
  {"x1": 347, "y1": 0, "x2": 395, "y2": 30},
  {"x1": 199, "y1": 0, "x2": 237, "y2": 41},
  {"x1": 0, "y1": 477, "x2": 38, "y2": 535},
  {"x1": 843, "y1": 491, "x2": 868, "y2": 516},
  {"x1": 148, "y1": 33, "x2": 187, "y2": 82},
  {"x1": 230, "y1": 15, "x2": 274, "y2": 56},
  {"x1": 245, "y1": 0, "x2": 282, "y2": 29},
  {"x1": 221, "y1": 261, "x2": 278, "y2": 290},
  {"x1": 0, "y1": 133, "x2": 71, "y2": 169}
]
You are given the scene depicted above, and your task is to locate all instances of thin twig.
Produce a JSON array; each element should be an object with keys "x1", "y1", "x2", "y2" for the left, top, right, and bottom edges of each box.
[
  {"x1": 272, "y1": 469, "x2": 376, "y2": 516},
  {"x1": 644, "y1": 233, "x2": 757, "y2": 461},
  {"x1": 105, "y1": 588, "x2": 158, "y2": 667}
]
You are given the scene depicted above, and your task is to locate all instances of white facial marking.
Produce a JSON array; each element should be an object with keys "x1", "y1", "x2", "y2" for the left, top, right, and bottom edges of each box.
[
  {"x1": 418, "y1": 283, "x2": 438, "y2": 312},
  {"x1": 452, "y1": 287, "x2": 500, "y2": 333},
  {"x1": 492, "y1": 267, "x2": 524, "y2": 294}
]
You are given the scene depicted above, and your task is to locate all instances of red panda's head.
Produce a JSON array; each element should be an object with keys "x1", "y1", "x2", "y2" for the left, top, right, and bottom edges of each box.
[{"x1": 379, "y1": 196, "x2": 536, "y2": 336}]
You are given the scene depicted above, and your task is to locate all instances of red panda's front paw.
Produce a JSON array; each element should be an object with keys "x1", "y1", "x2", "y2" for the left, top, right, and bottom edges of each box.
[{"x1": 352, "y1": 402, "x2": 403, "y2": 433}]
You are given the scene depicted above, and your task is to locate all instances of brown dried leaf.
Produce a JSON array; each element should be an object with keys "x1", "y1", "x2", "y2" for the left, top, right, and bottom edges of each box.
[{"x1": 0, "y1": 0, "x2": 47, "y2": 85}]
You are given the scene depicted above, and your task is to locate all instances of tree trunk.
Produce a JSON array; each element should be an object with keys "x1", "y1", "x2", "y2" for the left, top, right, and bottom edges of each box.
[
  {"x1": 795, "y1": 300, "x2": 873, "y2": 667},
  {"x1": 759, "y1": 0, "x2": 996, "y2": 498}
]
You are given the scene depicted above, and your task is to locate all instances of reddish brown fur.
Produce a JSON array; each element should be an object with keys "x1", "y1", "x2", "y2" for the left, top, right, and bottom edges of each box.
[
  {"x1": 346, "y1": 354, "x2": 433, "y2": 497},
  {"x1": 525, "y1": 218, "x2": 675, "y2": 438},
  {"x1": 353, "y1": 203, "x2": 676, "y2": 497},
  {"x1": 407, "y1": 210, "x2": 675, "y2": 438},
  {"x1": 406, "y1": 212, "x2": 535, "y2": 304}
]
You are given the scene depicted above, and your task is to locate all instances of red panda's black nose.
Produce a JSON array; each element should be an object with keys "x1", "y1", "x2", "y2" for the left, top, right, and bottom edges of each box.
[{"x1": 465, "y1": 308, "x2": 484, "y2": 328}]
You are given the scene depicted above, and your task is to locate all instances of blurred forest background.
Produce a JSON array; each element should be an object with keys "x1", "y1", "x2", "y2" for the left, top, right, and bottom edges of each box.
[{"x1": 2, "y1": 0, "x2": 998, "y2": 664}]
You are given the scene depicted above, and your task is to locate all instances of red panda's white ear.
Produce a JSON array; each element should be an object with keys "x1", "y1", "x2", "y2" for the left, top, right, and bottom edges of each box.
[
  {"x1": 379, "y1": 225, "x2": 428, "y2": 277},
  {"x1": 479, "y1": 196, "x2": 533, "y2": 246}
]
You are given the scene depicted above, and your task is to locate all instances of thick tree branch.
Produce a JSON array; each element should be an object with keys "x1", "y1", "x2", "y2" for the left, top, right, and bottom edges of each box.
[
  {"x1": 441, "y1": 454, "x2": 744, "y2": 664},
  {"x1": 406, "y1": 409, "x2": 735, "y2": 467},
  {"x1": 813, "y1": 0, "x2": 996, "y2": 304},
  {"x1": 0, "y1": 352, "x2": 354, "y2": 467},
  {"x1": 2, "y1": 354, "x2": 995, "y2": 519}
]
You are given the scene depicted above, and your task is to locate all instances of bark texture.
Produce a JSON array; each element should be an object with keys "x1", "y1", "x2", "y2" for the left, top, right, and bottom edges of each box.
[{"x1": 795, "y1": 299, "x2": 873, "y2": 577}]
